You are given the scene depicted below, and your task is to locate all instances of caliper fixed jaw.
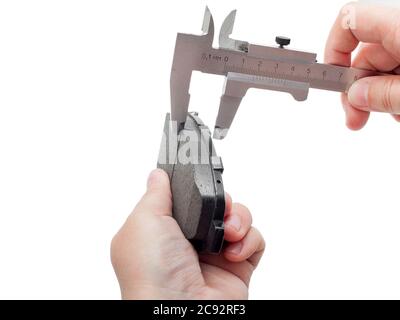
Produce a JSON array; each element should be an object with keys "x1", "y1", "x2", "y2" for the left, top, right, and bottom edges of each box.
[{"x1": 170, "y1": 6, "x2": 215, "y2": 132}]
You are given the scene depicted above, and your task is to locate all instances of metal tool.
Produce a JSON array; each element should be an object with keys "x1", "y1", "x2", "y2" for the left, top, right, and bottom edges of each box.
[
  {"x1": 170, "y1": 7, "x2": 386, "y2": 139},
  {"x1": 158, "y1": 112, "x2": 225, "y2": 254}
]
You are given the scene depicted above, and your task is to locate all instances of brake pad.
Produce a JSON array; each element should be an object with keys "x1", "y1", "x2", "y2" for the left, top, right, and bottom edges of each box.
[{"x1": 157, "y1": 112, "x2": 225, "y2": 254}]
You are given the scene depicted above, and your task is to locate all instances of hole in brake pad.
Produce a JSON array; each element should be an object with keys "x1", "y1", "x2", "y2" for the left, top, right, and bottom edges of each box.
[{"x1": 157, "y1": 112, "x2": 225, "y2": 254}]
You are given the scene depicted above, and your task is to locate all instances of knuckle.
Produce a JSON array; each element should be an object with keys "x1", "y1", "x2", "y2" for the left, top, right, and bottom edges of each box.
[
  {"x1": 235, "y1": 203, "x2": 250, "y2": 213},
  {"x1": 250, "y1": 227, "x2": 265, "y2": 251},
  {"x1": 339, "y1": 2, "x2": 357, "y2": 30},
  {"x1": 381, "y1": 78, "x2": 397, "y2": 113},
  {"x1": 381, "y1": 10, "x2": 400, "y2": 61},
  {"x1": 386, "y1": 12, "x2": 400, "y2": 60},
  {"x1": 110, "y1": 234, "x2": 121, "y2": 267},
  {"x1": 394, "y1": 29, "x2": 400, "y2": 60},
  {"x1": 234, "y1": 203, "x2": 253, "y2": 223},
  {"x1": 341, "y1": 1, "x2": 357, "y2": 13}
]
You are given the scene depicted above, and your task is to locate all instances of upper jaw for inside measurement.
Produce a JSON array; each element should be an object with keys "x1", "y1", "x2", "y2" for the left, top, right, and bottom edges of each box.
[
  {"x1": 201, "y1": 6, "x2": 214, "y2": 45},
  {"x1": 219, "y1": 10, "x2": 249, "y2": 53}
]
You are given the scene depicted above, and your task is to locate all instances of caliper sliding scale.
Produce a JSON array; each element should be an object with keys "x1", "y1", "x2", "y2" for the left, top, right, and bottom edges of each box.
[{"x1": 171, "y1": 7, "x2": 384, "y2": 139}]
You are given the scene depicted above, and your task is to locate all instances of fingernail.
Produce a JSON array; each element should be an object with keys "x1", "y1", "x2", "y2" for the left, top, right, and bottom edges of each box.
[
  {"x1": 226, "y1": 214, "x2": 241, "y2": 232},
  {"x1": 348, "y1": 81, "x2": 369, "y2": 108},
  {"x1": 227, "y1": 242, "x2": 242, "y2": 255}
]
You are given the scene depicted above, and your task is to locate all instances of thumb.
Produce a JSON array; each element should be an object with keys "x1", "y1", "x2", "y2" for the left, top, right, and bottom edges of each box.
[
  {"x1": 348, "y1": 76, "x2": 400, "y2": 114},
  {"x1": 134, "y1": 169, "x2": 173, "y2": 217}
]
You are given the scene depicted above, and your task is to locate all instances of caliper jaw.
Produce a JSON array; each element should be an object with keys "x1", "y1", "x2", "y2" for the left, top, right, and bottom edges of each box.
[
  {"x1": 214, "y1": 10, "x2": 313, "y2": 139},
  {"x1": 170, "y1": 7, "x2": 214, "y2": 131},
  {"x1": 214, "y1": 72, "x2": 310, "y2": 139},
  {"x1": 218, "y1": 10, "x2": 249, "y2": 53}
]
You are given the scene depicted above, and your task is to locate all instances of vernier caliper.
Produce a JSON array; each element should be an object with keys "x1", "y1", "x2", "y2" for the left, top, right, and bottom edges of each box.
[{"x1": 171, "y1": 7, "x2": 384, "y2": 139}]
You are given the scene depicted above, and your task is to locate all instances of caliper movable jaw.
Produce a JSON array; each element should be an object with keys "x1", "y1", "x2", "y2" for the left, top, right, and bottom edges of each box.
[
  {"x1": 218, "y1": 10, "x2": 249, "y2": 54},
  {"x1": 214, "y1": 73, "x2": 310, "y2": 139},
  {"x1": 215, "y1": 9, "x2": 315, "y2": 139}
]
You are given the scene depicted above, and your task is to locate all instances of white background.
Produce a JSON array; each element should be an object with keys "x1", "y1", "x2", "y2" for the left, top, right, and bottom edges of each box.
[{"x1": 0, "y1": 0, "x2": 399, "y2": 299}]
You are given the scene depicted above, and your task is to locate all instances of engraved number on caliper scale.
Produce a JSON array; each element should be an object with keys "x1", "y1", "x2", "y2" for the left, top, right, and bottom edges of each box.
[
  {"x1": 200, "y1": 51, "x2": 355, "y2": 85},
  {"x1": 170, "y1": 7, "x2": 386, "y2": 139}
]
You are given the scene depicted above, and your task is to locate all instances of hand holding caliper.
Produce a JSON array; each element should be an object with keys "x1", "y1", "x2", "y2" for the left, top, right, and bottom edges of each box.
[
  {"x1": 325, "y1": 2, "x2": 400, "y2": 129},
  {"x1": 171, "y1": 4, "x2": 398, "y2": 139}
]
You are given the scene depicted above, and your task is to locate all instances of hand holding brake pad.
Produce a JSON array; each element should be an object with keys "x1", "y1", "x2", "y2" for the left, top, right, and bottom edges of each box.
[{"x1": 157, "y1": 113, "x2": 225, "y2": 254}]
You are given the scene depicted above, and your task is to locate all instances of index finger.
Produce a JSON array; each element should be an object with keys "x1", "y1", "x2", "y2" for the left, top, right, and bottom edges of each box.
[{"x1": 324, "y1": 2, "x2": 400, "y2": 66}]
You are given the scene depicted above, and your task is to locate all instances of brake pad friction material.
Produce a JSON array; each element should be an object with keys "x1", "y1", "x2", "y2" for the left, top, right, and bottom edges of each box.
[{"x1": 157, "y1": 113, "x2": 225, "y2": 254}]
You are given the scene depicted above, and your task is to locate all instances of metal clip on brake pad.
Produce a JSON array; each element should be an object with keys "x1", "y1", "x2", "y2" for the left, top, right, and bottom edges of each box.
[{"x1": 157, "y1": 113, "x2": 225, "y2": 254}]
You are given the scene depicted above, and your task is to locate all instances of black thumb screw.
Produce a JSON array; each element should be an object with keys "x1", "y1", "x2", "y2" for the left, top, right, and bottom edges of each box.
[{"x1": 276, "y1": 36, "x2": 291, "y2": 48}]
